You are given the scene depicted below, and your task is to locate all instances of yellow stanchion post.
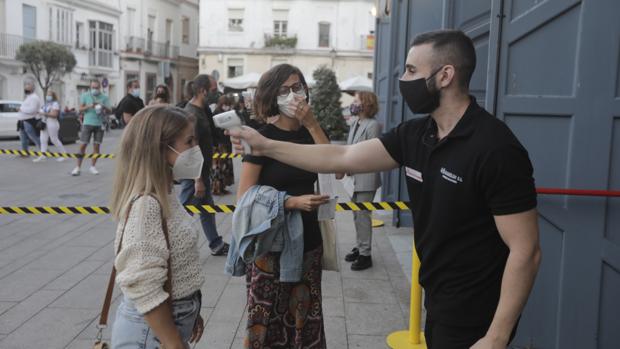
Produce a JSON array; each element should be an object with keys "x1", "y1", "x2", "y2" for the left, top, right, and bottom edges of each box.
[{"x1": 386, "y1": 241, "x2": 426, "y2": 348}]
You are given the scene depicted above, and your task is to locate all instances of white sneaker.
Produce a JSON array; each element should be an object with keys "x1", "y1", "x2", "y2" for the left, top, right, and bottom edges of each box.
[
  {"x1": 89, "y1": 166, "x2": 99, "y2": 175},
  {"x1": 71, "y1": 167, "x2": 81, "y2": 176},
  {"x1": 32, "y1": 155, "x2": 46, "y2": 162},
  {"x1": 56, "y1": 157, "x2": 66, "y2": 162}
]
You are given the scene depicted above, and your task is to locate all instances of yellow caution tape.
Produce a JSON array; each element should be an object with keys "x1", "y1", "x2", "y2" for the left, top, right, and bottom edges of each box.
[
  {"x1": 0, "y1": 202, "x2": 411, "y2": 215},
  {"x1": 0, "y1": 149, "x2": 242, "y2": 159}
]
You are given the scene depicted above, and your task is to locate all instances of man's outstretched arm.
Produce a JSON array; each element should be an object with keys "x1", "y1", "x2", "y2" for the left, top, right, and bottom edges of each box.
[{"x1": 231, "y1": 126, "x2": 399, "y2": 174}]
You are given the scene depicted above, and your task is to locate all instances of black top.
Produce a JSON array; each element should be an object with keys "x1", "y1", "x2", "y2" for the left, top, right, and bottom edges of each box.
[
  {"x1": 184, "y1": 103, "x2": 214, "y2": 181},
  {"x1": 243, "y1": 124, "x2": 321, "y2": 252},
  {"x1": 116, "y1": 94, "x2": 145, "y2": 117},
  {"x1": 379, "y1": 97, "x2": 537, "y2": 326}
]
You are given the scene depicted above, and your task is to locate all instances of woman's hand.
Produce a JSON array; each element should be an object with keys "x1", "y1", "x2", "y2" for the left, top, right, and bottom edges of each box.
[
  {"x1": 285, "y1": 194, "x2": 330, "y2": 212},
  {"x1": 194, "y1": 180, "x2": 206, "y2": 199},
  {"x1": 226, "y1": 126, "x2": 270, "y2": 156},
  {"x1": 189, "y1": 314, "x2": 204, "y2": 344},
  {"x1": 290, "y1": 97, "x2": 319, "y2": 129}
]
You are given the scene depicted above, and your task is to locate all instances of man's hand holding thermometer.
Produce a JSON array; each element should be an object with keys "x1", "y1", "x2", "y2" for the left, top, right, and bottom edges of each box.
[{"x1": 213, "y1": 110, "x2": 252, "y2": 154}]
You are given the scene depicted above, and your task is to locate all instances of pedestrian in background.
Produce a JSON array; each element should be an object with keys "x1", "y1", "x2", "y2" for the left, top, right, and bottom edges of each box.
[
  {"x1": 343, "y1": 91, "x2": 382, "y2": 271},
  {"x1": 33, "y1": 90, "x2": 67, "y2": 163},
  {"x1": 181, "y1": 74, "x2": 229, "y2": 256},
  {"x1": 17, "y1": 80, "x2": 42, "y2": 154},
  {"x1": 109, "y1": 105, "x2": 205, "y2": 349},
  {"x1": 176, "y1": 81, "x2": 194, "y2": 109},
  {"x1": 71, "y1": 79, "x2": 111, "y2": 176},
  {"x1": 211, "y1": 95, "x2": 235, "y2": 195},
  {"x1": 149, "y1": 84, "x2": 171, "y2": 105},
  {"x1": 116, "y1": 79, "x2": 145, "y2": 125}
]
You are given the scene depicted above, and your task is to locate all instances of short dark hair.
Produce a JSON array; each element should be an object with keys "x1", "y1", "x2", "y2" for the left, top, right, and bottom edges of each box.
[
  {"x1": 126, "y1": 79, "x2": 139, "y2": 89},
  {"x1": 411, "y1": 30, "x2": 476, "y2": 89},
  {"x1": 254, "y1": 64, "x2": 309, "y2": 120},
  {"x1": 90, "y1": 79, "x2": 101, "y2": 87},
  {"x1": 192, "y1": 74, "x2": 211, "y2": 95}
]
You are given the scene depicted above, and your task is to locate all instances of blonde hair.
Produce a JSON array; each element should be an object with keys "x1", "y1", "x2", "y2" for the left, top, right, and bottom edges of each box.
[{"x1": 110, "y1": 105, "x2": 192, "y2": 221}]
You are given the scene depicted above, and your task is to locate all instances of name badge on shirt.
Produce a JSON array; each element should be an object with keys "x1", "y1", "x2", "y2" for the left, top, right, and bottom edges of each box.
[{"x1": 405, "y1": 166, "x2": 423, "y2": 183}]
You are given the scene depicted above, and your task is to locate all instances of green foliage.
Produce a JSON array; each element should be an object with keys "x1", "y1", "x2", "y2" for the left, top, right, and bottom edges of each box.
[
  {"x1": 311, "y1": 66, "x2": 348, "y2": 141},
  {"x1": 264, "y1": 35, "x2": 298, "y2": 49},
  {"x1": 16, "y1": 41, "x2": 77, "y2": 96}
]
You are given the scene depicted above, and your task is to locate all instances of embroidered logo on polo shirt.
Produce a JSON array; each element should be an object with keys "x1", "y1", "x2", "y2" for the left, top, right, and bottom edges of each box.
[
  {"x1": 440, "y1": 167, "x2": 463, "y2": 184},
  {"x1": 405, "y1": 167, "x2": 423, "y2": 183}
]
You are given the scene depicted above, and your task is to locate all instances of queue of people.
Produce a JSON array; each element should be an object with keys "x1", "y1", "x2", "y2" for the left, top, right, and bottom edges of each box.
[{"x1": 10, "y1": 29, "x2": 539, "y2": 349}]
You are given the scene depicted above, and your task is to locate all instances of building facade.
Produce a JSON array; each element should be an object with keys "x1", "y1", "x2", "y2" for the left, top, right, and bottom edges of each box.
[
  {"x1": 198, "y1": 0, "x2": 375, "y2": 86},
  {"x1": 0, "y1": 0, "x2": 199, "y2": 107},
  {"x1": 118, "y1": 0, "x2": 199, "y2": 105},
  {"x1": 0, "y1": 0, "x2": 122, "y2": 107}
]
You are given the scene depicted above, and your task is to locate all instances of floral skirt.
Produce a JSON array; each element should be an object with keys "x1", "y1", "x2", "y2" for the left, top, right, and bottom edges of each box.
[{"x1": 244, "y1": 247, "x2": 326, "y2": 349}]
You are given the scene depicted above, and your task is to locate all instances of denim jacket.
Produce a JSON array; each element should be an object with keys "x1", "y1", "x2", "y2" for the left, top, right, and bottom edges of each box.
[{"x1": 225, "y1": 185, "x2": 304, "y2": 282}]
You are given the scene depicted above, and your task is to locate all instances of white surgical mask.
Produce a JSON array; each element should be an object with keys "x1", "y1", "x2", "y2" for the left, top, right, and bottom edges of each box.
[
  {"x1": 277, "y1": 91, "x2": 305, "y2": 118},
  {"x1": 131, "y1": 89, "x2": 140, "y2": 98},
  {"x1": 168, "y1": 145, "x2": 204, "y2": 180}
]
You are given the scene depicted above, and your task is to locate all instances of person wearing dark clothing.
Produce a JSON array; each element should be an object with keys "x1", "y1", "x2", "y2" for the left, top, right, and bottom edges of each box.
[
  {"x1": 211, "y1": 95, "x2": 235, "y2": 195},
  {"x1": 117, "y1": 80, "x2": 145, "y2": 126},
  {"x1": 180, "y1": 74, "x2": 229, "y2": 256},
  {"x1": 229, "y1": 31, "x2": 541, "y2": 349}
]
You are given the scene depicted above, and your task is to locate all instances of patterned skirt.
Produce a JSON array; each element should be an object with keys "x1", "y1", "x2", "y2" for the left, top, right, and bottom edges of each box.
[{"x1": 244, "y1": 247, "x2": 326, "y2": 349}]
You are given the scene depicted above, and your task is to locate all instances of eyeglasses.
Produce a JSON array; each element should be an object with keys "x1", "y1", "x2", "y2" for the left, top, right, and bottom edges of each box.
[{"x1": 278, "y1": 82, "x2": 305, "y2": 97}]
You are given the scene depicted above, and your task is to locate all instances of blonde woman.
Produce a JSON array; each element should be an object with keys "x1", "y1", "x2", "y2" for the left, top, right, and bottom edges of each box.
[{"x1": 109, "y1": 105, "x2": 205, "y2": 349}]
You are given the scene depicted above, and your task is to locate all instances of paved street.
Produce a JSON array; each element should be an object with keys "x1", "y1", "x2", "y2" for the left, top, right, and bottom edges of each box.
[{"x1": 0, "y1": 130, "x2": 416, "y2": 349}]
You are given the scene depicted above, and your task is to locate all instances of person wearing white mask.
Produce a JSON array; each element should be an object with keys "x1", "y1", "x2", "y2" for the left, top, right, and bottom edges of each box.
[
  {"x1": 33, "y1": 90, "x2": 68, "y2": 162},
  {"x1": 236, "y1": 64, "x2": 332, "y2": 348},
  {"x1": 116, "y1": 80, "x2": 145, "y2": 126},
  {"x1": 109, "y1": 105, "x2": 205, "y2": 349}
]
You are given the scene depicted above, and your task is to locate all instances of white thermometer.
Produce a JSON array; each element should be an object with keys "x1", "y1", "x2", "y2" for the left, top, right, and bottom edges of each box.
[{"x1": 213, "y1": 110, "x2": 251, "y2": 154}]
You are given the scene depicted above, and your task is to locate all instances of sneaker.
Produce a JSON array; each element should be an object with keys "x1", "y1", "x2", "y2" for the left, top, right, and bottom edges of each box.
[
  {"x1": 56, "y1": 157, "x2": 66, "y2": 162},
  {"x1": 71, "y1": 167, "x2": 81, "y2": 176},
  {"x1": 32, "y1": 155, "x2": 46, "y2": 162},
  {"x1": 351, "y1": 255, "x2": 373, "y2": 271},
  {"x1": 211, "y1": 242, "x2": 230, "y2": 256},
  {"x1": 345, "y1": 248, "x2": 359, "y2": 262},
  {"x1": 89, "y1": 166, "x2": 99, "y2": 175}
]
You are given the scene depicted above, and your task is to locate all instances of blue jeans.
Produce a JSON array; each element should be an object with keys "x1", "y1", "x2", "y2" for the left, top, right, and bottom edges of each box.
[
  {"x1": 111, "y1": 291, "x2": 201, "y2": 349},
  {"x1": 19, "y1": 120, "x2": 41, "y2": 151},
  {"x1": 178, "y1": 178, "x2": 223, "y2": 251}
]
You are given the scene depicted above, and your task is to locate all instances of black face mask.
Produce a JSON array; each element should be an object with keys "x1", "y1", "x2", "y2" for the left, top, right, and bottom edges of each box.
[
  {"x1": 24, "y1": 89, "x2": 31, "y2": 95},
  {"x1": 399, "y1": 67, "x2": 443, "y2": 114}
]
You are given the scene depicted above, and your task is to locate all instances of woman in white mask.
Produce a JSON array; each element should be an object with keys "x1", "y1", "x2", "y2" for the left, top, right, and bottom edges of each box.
[
  {"x1": 33, "y1": 90, "x2": 68, "y2": 162},
  {"x1": 237, "y1": 64, "x2": 331, "y2": 348},
  {"x1": 109, "y1": 105, "x2": 205, "y2": 349}
]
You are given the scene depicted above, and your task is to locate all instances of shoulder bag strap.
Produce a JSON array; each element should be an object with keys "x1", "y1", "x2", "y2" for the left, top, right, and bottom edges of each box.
[{"x1": 98, "y1": 195, "x2": 173, "y2": 328}]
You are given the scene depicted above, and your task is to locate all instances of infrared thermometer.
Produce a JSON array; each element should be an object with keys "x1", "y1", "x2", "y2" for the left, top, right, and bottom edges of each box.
[{"x1": 213, "y1": 110, "x2": 251, "y2": 154}]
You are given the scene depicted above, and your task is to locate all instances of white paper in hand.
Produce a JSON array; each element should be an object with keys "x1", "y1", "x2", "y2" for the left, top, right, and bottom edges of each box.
[
  {"x1": 342, "y1": 175, "x2": 355, "y2": 199},
  {"x1": 317, "y1": 173, "x2": 337, "y2": 221}
]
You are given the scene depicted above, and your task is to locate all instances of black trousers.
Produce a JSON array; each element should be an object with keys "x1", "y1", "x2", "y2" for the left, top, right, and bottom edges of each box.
[{"x1": 424, "y1": 319, "x2": 518, "y2": 349}]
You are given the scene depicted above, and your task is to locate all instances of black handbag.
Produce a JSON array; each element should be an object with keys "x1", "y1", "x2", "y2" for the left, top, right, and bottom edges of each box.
[{"x1": 35, "y1": 119, "x2": 46, "y2": 131}]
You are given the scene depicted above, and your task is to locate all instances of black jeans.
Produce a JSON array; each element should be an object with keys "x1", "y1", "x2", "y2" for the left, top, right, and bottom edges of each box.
[{"x1": 424, "y1": 318, "x2": 518, "y2": 349}]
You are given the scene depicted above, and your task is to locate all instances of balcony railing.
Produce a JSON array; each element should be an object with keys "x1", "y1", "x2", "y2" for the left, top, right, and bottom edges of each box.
[
  {"x1": 125, "y1": 36, "x2": 179, "y2": 59},
  {"x1": 0, "y1": 33, "x2": 36, "y2": 59}
]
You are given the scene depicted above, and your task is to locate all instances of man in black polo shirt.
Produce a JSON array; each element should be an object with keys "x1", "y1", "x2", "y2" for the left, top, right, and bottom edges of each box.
[
  {"x1": 230, "y1": 30, "x2": 541, "y2": 348},
  {"x1": 116, "y1": 79, "x2": 145, "y2": 125}
]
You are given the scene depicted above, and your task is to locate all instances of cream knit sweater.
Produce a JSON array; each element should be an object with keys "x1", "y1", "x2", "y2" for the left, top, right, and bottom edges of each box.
[{"x1": 114, "y1": 194, "x2": 204, "y2": 314}]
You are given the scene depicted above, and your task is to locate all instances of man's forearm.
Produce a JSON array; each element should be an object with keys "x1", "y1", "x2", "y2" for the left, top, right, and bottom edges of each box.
[
  {"x1": 266, "y1": 140, "x2": 349, "y2": 173},
  {"x1": 486, "y1": 248, "x2": 541, "y2": 342}
]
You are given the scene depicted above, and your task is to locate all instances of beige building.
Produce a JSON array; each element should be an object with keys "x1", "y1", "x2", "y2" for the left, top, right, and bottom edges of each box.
[
  {"x1": 198, "y1": 0, "x2": 375, "y2": 88},
  {"x1": 119, "y1": 0, "x2": 200, "y2": 104}
]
